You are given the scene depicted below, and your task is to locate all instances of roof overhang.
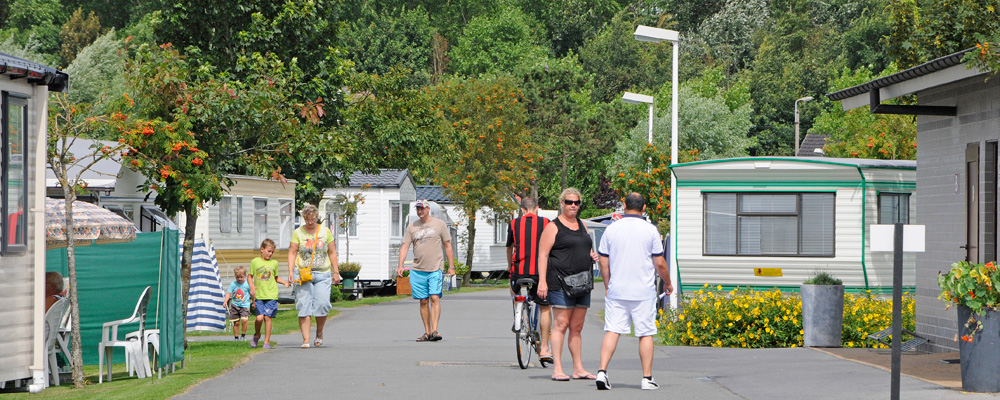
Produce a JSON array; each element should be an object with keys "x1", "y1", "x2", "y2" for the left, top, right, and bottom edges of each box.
[
  {"x1": 0, "y1": 52, "x2": 69, "y2": 92},
  {"x1": 827, "y1": 49, "x2": 984, "y2": 113}
]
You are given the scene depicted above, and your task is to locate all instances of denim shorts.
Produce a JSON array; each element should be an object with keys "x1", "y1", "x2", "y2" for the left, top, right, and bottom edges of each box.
[
  {"x1": 255, "y1": 299, "x2": 278, "y2": 318},
  {"x1": 547, "y1": 289, "x2": 591, "y2": 309}
]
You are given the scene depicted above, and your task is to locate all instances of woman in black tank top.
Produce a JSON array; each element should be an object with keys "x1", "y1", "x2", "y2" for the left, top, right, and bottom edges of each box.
[{"x1": 537, "y1": 188, "x2": 597, "y2": 381}]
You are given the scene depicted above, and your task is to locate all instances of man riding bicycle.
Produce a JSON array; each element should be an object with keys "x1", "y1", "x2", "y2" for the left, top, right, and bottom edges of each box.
[{"x1": 506, "y1": 196, "x2": 552, "y2": 364}]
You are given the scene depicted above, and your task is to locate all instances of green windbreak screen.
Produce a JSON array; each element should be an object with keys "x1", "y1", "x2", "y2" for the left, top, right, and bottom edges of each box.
[{"x1": 47, "y1": 230, "x2": 183, "y2": 365}]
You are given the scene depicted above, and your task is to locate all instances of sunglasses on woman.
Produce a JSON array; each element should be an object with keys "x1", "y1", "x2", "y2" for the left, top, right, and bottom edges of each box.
[{"x1": 563, "y1": 199, "x2": 582, "y2": 206}]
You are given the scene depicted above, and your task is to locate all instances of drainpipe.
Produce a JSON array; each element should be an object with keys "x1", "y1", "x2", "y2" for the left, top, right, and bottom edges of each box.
[
  {"x1": 29, "y1": 85, "x2": 49, "y2": 393},
  {"x1": 856, "y1": 165, "x2": 871, "y2": 290}
]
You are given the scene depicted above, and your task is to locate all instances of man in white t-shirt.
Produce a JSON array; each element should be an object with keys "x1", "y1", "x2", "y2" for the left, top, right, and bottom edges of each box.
[{"x1": 594, "y1": 192, "x2": 672, "y2": 391}]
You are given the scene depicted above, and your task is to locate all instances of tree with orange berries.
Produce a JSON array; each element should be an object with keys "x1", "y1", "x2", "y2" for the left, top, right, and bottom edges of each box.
[{"x1": 426, "y1": 75, "x2": 538, "y2": 271}]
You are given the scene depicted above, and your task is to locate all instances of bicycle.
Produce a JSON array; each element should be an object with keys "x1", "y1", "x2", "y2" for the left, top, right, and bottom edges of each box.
[{"x1": 513, "y1": 278, "x2": 548, "y2": 369}]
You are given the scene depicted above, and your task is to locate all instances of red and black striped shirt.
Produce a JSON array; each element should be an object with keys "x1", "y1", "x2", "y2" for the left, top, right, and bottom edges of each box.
[{"x1": 506, "y1": 213, "x2": 549, "y2": 277}]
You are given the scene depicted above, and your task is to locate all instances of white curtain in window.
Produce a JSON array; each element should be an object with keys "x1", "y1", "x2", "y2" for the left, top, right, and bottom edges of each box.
[{"x1": 705, "y1": 194, "x2": 737, "y2": 254}]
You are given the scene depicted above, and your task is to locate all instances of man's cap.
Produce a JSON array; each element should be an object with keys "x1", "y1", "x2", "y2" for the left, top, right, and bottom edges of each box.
[{"x1": 415, "y1": 199, "x2": 430, "y2": 208}]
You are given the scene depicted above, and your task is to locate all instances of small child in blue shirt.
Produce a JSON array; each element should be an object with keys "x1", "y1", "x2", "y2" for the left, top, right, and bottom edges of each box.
[{"x1": 224, "y1": 265, "x2": 253, "y2": 340}]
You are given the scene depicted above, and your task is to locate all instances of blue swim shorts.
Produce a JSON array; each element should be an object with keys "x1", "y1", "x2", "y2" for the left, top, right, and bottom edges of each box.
[
  {"x1": 255, "y1": 299, "x2": 278, "y2": 318},
  {"x1": 410, "y1": 269, "x2": 443, "y2": 300}
]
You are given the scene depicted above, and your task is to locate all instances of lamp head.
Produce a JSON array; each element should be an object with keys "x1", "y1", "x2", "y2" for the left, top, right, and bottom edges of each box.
[{"x1": 622, "y1": 91, "x2": 654, "y2": 105}]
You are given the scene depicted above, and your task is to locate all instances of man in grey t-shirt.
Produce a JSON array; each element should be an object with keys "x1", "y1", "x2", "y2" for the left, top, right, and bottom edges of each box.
[{"x1": 397, "y1": 199, "x2": 455, "y2": 342}]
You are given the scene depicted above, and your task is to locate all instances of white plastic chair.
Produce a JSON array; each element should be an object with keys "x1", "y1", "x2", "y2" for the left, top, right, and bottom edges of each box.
[
  {"x1": 98, "y1": 286, "x2": 151, "y2": 383},
  {"x1": 125, "y1": 329, "x2": 159, "y2": 375},
  {"x1": 44, "y1": 297, "x2": 70, "y2": 387},
  {"x1": 55, "y1": 310, "x2": 72, "y2": 374}
]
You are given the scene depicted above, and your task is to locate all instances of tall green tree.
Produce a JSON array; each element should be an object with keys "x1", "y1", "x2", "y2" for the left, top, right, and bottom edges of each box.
[
  {"x1": 344, "y1": 66, "x2": 441, "y2": 177},
  {"x1": 341, "y1": 5, "x2": 435, "y2": 86},
  {"x1": 516, "y1": 55, "x2": 632, "y2": 209},
  {"x1": 59, "y1": 7, "x2": 104, "y2": 65},
  {"x1": 448, "y1": 6, "x2": 550, "y2": 77},
  {"x1": 886, "y1": 0, "x2": 1000, "y2": 68},
  {"x1": 427, "y1": 76, "x2": 538, "y2": 269},
  {"x1": 515, "y1": 0, "x2": 626, "y2": 56},
  {"x1": 120, "y1": 43, "x2": 353, "y2": 344},
  {"x1": 578, "y1": 9, "x2": 675, "y2": 103}
]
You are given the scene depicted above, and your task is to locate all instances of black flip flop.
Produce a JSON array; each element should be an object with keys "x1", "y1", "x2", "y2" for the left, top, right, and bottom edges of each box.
[
  {"x1": 430, "y1": 331, "x2": 442, "y2": 341},
  {"x1": 416, "y1": 333, "x2": 432, "y2": 342}
]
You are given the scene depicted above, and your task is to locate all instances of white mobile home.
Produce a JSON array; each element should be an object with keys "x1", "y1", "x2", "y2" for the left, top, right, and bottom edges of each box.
[
  {"x1": 321, "y1": 169, "x2": 416, "y2": 287},
  {"x1": 671, "y1": 157, "x2": 916, "y2": 292},
  {"x1": 208, "y1": 175, "x2": 296, "y2": 280},
  {"x1": 0, "y1": 53, "x2": 69, "y2": 391}
]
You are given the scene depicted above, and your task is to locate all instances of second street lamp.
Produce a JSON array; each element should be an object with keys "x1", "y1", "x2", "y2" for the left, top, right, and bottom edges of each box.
[
  {"x1": 794, "y1": 96, "x2": 814, "y2": 155},
  {"x1": 622, "y1": 91, "x2": 655, "y2": 145}
]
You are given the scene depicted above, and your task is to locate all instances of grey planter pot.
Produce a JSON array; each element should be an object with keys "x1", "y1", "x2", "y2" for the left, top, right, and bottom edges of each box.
[
  {"x1": 801, "y1": 284, "x2": 844, "y2": 347},
  {"x1": 958, "y1": 306, "x2": 1000, "y2": 392}
]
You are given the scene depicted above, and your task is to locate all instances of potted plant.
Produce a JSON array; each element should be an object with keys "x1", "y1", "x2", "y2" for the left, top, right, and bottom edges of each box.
[
  {"x1": 339, "y1": 262, "x2": 361, "y2": 290},
  {"x1": 801, "y1": 272, "x2": 844, "y2": 347},
  {"x1": 396, "y1": 269, "x2": 411, "y2": 296},
  {"x1": 939, "y1": 260, "x2": 1000, "y2": 392}
]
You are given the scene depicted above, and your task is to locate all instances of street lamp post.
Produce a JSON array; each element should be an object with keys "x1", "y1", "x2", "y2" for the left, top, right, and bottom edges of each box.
[
  {"x1": 622, "y1": 91, "x2": 655, "y2": 145},
  {"x1": 633, "y1": 25, "x2": 680, "y2": 309},
  {"x1": 794, "y1": 96, "x2": 814, "y2": 155}
]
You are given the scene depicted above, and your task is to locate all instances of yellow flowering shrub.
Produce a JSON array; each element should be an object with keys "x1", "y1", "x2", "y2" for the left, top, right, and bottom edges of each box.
[{"x1": 658, "y1": 285, "x2": 915, "y2": 348}]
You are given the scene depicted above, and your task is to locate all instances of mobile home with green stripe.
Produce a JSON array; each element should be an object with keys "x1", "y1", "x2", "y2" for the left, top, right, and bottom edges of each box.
[{"x1": 671, "y1": 157, "x2": 916, "y2": 293}]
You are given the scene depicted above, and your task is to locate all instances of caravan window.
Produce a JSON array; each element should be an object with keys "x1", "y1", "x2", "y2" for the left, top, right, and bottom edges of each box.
[
  {"x1": 219, "y1": 196, "x2": 232, "y2": 233},
  {"x1": 390, "y1": 202, "x2": 409, "y2": 238},
  {"x1": 704, "y1": 192, "x2": 835, "y2": 257},
  {"x1": 236, "y1": 196, "x2": 244, "y2": 233},
  {"x1": 878, "y1": 193, "x2": 910, "y2": 224},
  {"x1": 2, "y1": 93, "x2": 28, "y2": 254},
  {"x1": 495, "y1": 217, "x2": 508, "y2": 244},
  {"x1": 254, "y1": 199, "x2": 267, "y2": 245},
  {"x1": 279, "y1": 199, "x2": 293, "y2": 248}
]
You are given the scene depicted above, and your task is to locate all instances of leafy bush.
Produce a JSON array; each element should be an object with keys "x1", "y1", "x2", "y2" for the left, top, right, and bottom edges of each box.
[
  {"x1": 658, "y1": 285, "x2": 915, "y2": 348},
  {"x1": 804, "y1": 272, "x2": 842, "y2": 285},
  {"x1": 329, "y1": 285, "x2": 344, "y2": 303},
  {"x1": 453, "y1": 262, "x2": 470, "y2": 276}
]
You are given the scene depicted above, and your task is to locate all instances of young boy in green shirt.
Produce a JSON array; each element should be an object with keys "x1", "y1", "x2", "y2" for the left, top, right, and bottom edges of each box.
[{"x1": 249, "y1": 239, "x2": 290, "y2": 349}]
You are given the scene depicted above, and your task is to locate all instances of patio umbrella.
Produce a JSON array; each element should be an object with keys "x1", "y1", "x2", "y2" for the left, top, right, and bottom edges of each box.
[{"x1": 45, "y1": 197, "x2": 137, "y2": 248}]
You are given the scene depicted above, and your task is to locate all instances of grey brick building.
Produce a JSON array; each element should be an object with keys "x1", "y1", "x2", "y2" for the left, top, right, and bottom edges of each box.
[{"x1": 828, "y1": 49, "x2": 994, "y2": 352}]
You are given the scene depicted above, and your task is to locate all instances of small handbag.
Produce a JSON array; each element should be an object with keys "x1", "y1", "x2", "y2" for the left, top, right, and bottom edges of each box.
[
  {"x1": 560, "y1": 270, "x2": 593, "y2": 297},
  {"x1": 298, "y1": 230, "x2": 319, "y2": 284}
]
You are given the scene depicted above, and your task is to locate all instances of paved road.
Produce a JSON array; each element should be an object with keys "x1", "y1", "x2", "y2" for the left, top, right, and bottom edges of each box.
[{"x1": 177, "y1": 288, "x2": 1000, "y2": 399}]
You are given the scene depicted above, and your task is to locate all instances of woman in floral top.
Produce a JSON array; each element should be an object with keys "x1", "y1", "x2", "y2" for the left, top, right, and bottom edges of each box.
[{"x1": 287, "y1": 204, "x2": 341, "y2": 348}]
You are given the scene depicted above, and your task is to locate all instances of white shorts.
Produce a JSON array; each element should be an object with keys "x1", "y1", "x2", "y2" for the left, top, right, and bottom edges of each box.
[{"x1": 603, "y1": 297, "x2": 657, "y2": 337}]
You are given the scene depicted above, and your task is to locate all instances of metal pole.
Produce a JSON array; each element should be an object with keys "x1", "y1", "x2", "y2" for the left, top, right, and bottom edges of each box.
[
  {"x1": 794, "y1": 104, "x2": 800, "y2": 155},
  {"x1": 648, "y1": 103, "x2": 654, "y2": 145},
  {"x1": 891, "y1": 223, "x2": 903, "y2": 400},
  {"x1": 669, "y1": 40, "x2": 679, "y2": 309}
]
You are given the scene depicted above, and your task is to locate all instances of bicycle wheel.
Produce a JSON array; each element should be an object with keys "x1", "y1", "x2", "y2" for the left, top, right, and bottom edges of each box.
[
  {"x1": 515, "y1": 302, "x2": 533, "y2": 369},
  {"x1": 530, "y1": 305, "x2": 547, "y2": 368}
]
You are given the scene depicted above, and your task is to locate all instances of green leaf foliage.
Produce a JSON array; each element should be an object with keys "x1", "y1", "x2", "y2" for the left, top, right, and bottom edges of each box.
[{"x1": 449, "y1": 6, "x2": 550, "y2": 77}]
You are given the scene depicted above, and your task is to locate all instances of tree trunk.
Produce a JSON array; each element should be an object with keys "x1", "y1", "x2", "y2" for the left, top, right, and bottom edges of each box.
[
  {"x1": 464, "y1": 213, "x2": 475, "y2": 271},
  {"x1": 179, "y1": 205, "x2": 198, "y2": 348},
  {"x1": 62, "y1": 189, "x2": 86, "y2": 388}
]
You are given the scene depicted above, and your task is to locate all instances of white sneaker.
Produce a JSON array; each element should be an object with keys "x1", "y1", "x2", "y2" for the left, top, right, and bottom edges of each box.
[
  {"x1": 641, "y1": 377, "x2": 659, "y2": 390},
  {"x1": 596, "y1": 371, "x2": 611, "y2": 390}
]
